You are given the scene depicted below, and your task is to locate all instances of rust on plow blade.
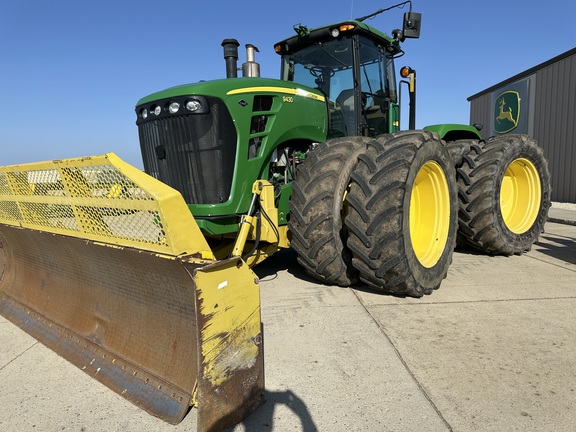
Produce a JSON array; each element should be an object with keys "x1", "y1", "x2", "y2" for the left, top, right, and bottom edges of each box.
[
  {"x1": 0, "y1": 224, "x2": 264, "y2": 430},
  {"x1": 0, "y1": 153, "x2": 264, "y2": 431}
]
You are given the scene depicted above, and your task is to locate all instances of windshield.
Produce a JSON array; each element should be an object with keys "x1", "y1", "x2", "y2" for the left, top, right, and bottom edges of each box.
[
  {"x1": 281, "y1": 35, "x2": 396, "y2": 137},
  {"x1": 281, "y1": 38, "x2": 354, "y2": 108}
]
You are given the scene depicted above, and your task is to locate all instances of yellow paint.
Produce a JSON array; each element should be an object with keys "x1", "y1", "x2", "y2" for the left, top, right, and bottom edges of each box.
[
  {"x1": 229, "y1": 180, "x2": 290, "y2": 260},
  {"x1": 248, "y1": 181, "x2": 288, "y2": 246},
  {"x1": 227, "y1": 86, "x2": 326, "y2": 102},
  {"x1": 500, "y1": 158, "x2": 541, "y2": 234},
  {"x1": 0, "y1": 153, "x2": 214, "y2": 260},
  {"x1": 195, "y1": 259, "x2": 261, "y2": 387},
  {"x1": 409, "y1": 161, "x2": 451, "y2": 268},
  {"x1": 242, "y1": 233, "x2": 290, "y2": 266},
  {"x1": 231, "y1": 214, "x2": 256, "y2": 257},
  {"x1": 494, "y1": 90, "x2": 520, "y2": 134}
]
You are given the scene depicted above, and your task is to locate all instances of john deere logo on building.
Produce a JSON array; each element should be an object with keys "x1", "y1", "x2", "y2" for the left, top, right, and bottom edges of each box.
[{"x1": 494, "y1": 90, "x2": 520, "y2": 134}]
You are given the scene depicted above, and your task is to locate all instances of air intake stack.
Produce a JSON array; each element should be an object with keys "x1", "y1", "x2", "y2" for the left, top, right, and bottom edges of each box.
[{"x1": 221, "y1": 38, "x2": 240, "y2": 78}]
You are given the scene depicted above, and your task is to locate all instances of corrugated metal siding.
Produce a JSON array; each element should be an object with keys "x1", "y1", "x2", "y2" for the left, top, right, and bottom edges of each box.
[
  {"x1": 469, "y1": 93, "x2": 491, "y2": 140},
  {"x1": 469, "y1": 50, "x2": 576, "y2": 203},
  {"x1": 533, "y1": 54, "x2": 576, "y2": 203}
]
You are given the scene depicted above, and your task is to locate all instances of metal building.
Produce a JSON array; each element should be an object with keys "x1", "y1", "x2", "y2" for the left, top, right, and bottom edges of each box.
[{"x1": 468, "y1": 47, "x2": 576, "y2": 203}]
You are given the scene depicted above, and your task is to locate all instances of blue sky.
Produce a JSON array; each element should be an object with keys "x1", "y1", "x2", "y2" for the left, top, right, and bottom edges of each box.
[{"x1": 1, "y1": 0, "x2": 575, "y2": 168}]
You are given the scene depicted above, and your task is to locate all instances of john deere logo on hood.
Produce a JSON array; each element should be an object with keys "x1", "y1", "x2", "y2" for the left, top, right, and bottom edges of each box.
[{"x1": 494, "y1": 90, "x2": 520, "y2": 134}]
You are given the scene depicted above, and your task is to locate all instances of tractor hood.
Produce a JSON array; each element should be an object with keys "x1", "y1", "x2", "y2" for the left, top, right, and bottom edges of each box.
[{"x1": 136, "y1": 77, "x2": 325, "y2": 107}]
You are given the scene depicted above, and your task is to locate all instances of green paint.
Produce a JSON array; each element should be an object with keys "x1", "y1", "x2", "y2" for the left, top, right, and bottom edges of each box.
[
  {"x1": 493, "y1": 91, "x2": 520, "y2": 134},
  {"x1": 424, "y1": 124, "x2": 482, "y2": 141},
  {"x1": 135, "y1": 19, "x2": 418, "y2": 236}
]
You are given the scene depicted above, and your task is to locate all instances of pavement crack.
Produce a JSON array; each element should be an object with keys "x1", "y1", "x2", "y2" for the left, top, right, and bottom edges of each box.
[
  {"x1": 351, "y1": 289, "x2": 454, "y2": 432},
  {"x1": 0, "y1": 341, "x2": 38, "y2": 372},
  {"x1": 525, "y1": 253, "x2": 576, "y2": 271},
  {"x1": 362, "y1": 296, "x2": 576, "y2": 307}
]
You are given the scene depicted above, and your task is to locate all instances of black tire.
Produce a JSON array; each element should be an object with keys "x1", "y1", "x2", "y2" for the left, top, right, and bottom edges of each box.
[
  {"x1": 345, "y1": 130, "x2": 458, "y2": 297},
  {"x1": 446, "y1": 139, "x2": 482, "y2": 249},
  {"x1": 456, "y1": 134, "x2": 551, "y2": 255},
  {"x1": 288, "y1": 137, "x2": 370, "y2": 286},
  {"x1": 446, "y1": 139, "x2": 473, "y2": 166}
]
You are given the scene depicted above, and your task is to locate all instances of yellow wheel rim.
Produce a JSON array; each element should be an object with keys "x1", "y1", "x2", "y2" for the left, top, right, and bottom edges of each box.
[
  {"x1": 500, "y1": 158, "x2": 541, "y2": 234},
  {"x1": 409, "y1": 161, "x2": 451, "y2": 268}
]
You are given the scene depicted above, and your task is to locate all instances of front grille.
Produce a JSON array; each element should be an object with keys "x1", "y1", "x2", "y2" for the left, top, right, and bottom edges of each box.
[{"x1": 138, "y1": 97, "x2": 237, "y2": 205}]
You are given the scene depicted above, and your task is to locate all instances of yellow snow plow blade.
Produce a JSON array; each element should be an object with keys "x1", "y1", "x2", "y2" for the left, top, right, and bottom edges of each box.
[{"x1": 0, "y1": 154, "x2": 264, "y2": 430}]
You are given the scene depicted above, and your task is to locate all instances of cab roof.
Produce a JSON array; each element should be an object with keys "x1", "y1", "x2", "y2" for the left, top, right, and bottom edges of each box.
[{"x1": 274, "y1": 20, "x2": 401, "y2": 56}]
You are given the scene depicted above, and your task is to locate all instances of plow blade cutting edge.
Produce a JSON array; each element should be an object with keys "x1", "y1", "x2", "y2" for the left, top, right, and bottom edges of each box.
[{"x1": 0, "y1": 153, "x2": 264, "y2": 431}]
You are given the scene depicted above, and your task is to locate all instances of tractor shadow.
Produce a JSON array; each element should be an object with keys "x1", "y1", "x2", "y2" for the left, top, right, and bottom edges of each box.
[
  {"x1": 253, "y1": 247, "x2": 320, "y2": 285},
  {"x1": 534, "y1": 231, "x2": 576, "y2": 265},
  {"x1": 252, "y1": 247, "x2": 407, "y2": 297},
  {"x1": 225, "y1": 390, "x2": 318, "y2": 431}
]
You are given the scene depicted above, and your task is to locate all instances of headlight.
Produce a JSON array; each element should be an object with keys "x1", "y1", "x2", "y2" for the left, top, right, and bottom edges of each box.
[
  {"x1": 135, "y1": 96, "x2": 208, "y2": 124},
  {"x1": 168, "y1": 101, "x2": 180, "y2": 114},
  {"x1": 186, "y1": 99, "x2": 202, "y2": 112}
]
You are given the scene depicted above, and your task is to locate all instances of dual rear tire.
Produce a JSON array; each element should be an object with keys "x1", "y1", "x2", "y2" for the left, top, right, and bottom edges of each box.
[
  {"x1": 289, "y1": 131, "x2": 457, "y2": 297},
  {"x1": 455, "y1": 134, "x2": 550, "y2": 255}
]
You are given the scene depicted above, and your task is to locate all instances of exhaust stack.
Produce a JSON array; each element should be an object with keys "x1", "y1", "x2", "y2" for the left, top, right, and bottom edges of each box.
[
  {"x1": 222, "y1": 38, "x2": 240, "y2": 78},
  {"x1": 242, "y1": 44, "x2": 260, "y2": 78}
]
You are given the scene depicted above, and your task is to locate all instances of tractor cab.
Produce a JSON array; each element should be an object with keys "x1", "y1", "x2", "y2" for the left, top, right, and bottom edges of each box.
[{"x1": 274, "y1": 14, "x2": 419, "y2": 138}]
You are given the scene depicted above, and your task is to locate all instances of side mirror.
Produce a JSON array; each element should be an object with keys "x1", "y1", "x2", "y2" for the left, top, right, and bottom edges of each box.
[{"x1": 402, "y1": 12, "x2": 421, "y2": 39}]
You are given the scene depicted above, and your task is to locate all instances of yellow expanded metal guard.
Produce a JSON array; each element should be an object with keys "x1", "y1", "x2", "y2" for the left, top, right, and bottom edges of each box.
[{"x1": 0, "y1": 153, "x2": 214, "y2": 259}]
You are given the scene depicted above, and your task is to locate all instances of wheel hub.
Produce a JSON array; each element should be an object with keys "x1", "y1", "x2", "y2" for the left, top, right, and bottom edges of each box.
[
  {"x1": 500, "y1": 158, "x2": 541, "y2": 234},
  {"x1": 409, "y1": 161, "x2": 451, "y2": 268}
]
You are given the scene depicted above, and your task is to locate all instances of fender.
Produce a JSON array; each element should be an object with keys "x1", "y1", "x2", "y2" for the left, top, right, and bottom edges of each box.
[{"x1": 424, "y1": 123, "x2": 482, "y2": 142}]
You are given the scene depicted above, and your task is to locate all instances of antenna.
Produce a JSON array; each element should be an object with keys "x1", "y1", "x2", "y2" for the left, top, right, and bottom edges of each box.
[{"x1": 355, "y1": 0, "x2": 412, "y2": 22}]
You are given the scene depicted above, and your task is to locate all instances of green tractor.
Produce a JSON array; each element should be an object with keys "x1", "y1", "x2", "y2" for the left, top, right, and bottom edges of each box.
[
  {"x1": 0, "y1": 3, "x2": 551, "y2": 430},
  {"x1": 134, "y1": 6, "x2": 549, "y2": 296}
]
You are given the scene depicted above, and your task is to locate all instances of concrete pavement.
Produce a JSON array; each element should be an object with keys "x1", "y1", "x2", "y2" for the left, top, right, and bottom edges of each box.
[
  {"x1": 1, "y1": 219, "x2": 575, "y2": 431},
  {"x1": 549, "y1": 203, "x2": 576, "y2": 226}
]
